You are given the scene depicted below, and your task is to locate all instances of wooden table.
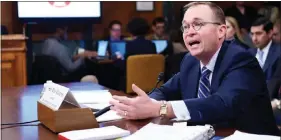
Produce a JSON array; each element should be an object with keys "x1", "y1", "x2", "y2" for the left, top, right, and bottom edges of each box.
[{"x1": 1, "y1": 82, "x2": 235, "y2": 140}]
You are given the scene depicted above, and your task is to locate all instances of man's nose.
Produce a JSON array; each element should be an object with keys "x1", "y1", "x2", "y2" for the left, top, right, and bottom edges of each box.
[{"x1": 185, "y1": 27, "x2": 197, "y2": 36}]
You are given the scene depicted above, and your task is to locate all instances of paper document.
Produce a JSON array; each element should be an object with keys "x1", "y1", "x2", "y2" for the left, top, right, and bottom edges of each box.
[
  {"x1": 123, "y1": 123, "x2": 214, "y2": 140},
  {"x1": 71, "y1": 90, "x2": 112, "y2": 104},
  {"x1": 83, "y1": 103, "x2": 111, "y2": 110},
  {"x1": 96, "y1": 110, "x2": 123, "y2": 122},
  {"x1": 222, "y1": 130, "x2": 280, "y2": 140},
  {"x1": 59, "y1": 126, "x2": 130, "y2": 140}
]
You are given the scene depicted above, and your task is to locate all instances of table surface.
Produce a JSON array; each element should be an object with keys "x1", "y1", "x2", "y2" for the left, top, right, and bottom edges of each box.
[{"x1": 1, "y1": 82, "x2": 235, "y2": 140}]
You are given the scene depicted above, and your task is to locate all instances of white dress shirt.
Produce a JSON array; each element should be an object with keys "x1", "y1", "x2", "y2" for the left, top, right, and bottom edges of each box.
[
  {"x1": 255, "y1": 40, "x2": 272, "y2": 68},
  {"x1": 170, "y1": 46, "x2": 221, "y2": 121}
]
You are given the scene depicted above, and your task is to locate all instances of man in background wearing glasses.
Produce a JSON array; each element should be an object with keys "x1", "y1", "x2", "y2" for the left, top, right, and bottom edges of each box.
[
  {"x1": 147, "y1": 17, "x2": 169, "y2": 40},
  {"x1": 110, "y1": 2, "x2": 280, "y2": 136}
]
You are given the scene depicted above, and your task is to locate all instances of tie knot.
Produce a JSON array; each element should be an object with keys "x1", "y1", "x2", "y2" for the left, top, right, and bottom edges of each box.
[{"x1": 202, "y1": 66, "x2": 211, "y2": 74}]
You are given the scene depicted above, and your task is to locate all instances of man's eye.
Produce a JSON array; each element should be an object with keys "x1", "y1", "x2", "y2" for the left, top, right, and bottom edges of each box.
[{"x1": 193, "y1": 22, "x2": 202, "y2": 26}]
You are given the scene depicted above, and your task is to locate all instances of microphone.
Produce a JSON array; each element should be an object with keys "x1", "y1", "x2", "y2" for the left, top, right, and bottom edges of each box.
[
  {"x1": 94, "y1": 72, "x2": 165, "y2": 118},
  {"x1": 148, "y1": 72, "x2": 164, "y2": 95}
]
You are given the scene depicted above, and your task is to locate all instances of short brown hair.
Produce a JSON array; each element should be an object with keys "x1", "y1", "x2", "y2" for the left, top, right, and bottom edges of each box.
[{"x1": 183, "y1": 2, "x2": 225, "y2": 24}]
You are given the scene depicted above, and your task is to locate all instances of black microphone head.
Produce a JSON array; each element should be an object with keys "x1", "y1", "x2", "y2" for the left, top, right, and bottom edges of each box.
[{"x1": 158, "y1": 72, "x2": 164, "y2": 82}]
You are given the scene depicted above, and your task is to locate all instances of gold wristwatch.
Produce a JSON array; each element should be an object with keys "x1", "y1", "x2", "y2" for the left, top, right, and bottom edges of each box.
[{"x1": 159, "y1": 101, "x2": 168, "y2": 117}]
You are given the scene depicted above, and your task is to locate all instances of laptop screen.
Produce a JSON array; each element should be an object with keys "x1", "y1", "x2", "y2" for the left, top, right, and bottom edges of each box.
[
  {"x1": 110, "y1": 41, "x2": 126, "y2": 58},
  {"x1": 152, "y1": 40, "x2": 168, "y2": 54},
  {"x1": 97, "y1": 40, "x2": 108, "y2": 56}
]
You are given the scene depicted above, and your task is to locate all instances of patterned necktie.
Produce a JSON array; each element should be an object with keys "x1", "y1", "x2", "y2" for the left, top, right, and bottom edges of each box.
[{"x1": 198, "y1": 66, "x2": 211, "y2": 98}]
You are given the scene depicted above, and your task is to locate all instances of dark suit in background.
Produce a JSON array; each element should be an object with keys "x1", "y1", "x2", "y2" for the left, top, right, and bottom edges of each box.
[
  {"x1": 249, "y1": 42, "x2": 281, "y2": 82},
  {"x1": 268, "y1": 58, "x2": 281, "y2": 100},
  {"x1": 149, "y1": 41, "x2": 279, "y2": 135},
  {"x1": 267, "y1": 58, "x2": 281, "y2": 126},
  {"x1": 124, "y1": 36, "x2": 156, "y2": 59}
]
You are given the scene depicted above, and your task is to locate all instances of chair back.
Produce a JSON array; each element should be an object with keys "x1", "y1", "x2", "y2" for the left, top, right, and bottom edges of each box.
[
  {"x1": 32, "y1": 55, "x2": 66, "y2": 84},
  {"x1": 126, "y1": 54, "x2": 165, "y2": 94}
]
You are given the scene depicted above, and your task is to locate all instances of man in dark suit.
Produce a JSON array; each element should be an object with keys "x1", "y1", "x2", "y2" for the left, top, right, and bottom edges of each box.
[
  {"x1": 249, "y1": 17, "x2": 281, "y2": 82},
  {"x1": 103, "y1": 20, "x2": 125, "y2": 41},
  {"x1": 110, "y1": 2, "x2": 279, "y2": 136},
  {"x1": 114, "y1": 17, "x2": 157, "y2": 91},
  {"x1": 124, "y1": 17, "x2": 156, "y2": 59}
]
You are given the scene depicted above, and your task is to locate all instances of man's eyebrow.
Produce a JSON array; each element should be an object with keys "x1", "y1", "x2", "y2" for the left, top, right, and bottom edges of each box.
[
  {"x1": 193, "y1": 18, "x2": 203, "y2": 21},
  {"x1": 182, "y1": 18, "x2": 203, "y2": 24}
]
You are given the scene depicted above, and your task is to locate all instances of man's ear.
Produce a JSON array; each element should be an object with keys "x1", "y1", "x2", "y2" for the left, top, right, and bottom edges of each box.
[
  {"x1": 218, "y1": 25, "x2": 227, "y2": 39},
  {"x1": 152, "y1": 26, "x2": 156, "y2": 31},
  {"x1": 268, "y1": 29, "x2": 274, "y2": 38}
]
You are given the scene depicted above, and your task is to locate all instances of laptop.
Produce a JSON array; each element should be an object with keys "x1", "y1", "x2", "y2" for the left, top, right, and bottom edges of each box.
[
  {"x1": 110, "y1": 41, "x2": 126, "y2": 59},
  {"x1": 152, "y1": 40, "x2": 168, "y2": 54},
  {"x1": 96, "y1": 40, "x2": 109, "y2": 59}
]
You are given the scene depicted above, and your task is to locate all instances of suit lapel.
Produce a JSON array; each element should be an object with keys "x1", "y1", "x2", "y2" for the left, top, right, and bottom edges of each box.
[
  {"x1": 186, "y1": 62, "x2": 200, "y2": 98},
  {"x1": 211, "y1": 41, "x2": 229, "y2": 93},
  {"x1": 263, "y1": 43, "x2": 276, "y2": 71}
]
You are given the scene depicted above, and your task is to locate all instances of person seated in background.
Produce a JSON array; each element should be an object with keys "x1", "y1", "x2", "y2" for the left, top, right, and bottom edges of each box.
[
  {"x1": 110, "y1": 2, "x2": 280, "y2": 136},
  {"x1": 258, "y1": 4, "x2": 279, "y2": 24},
  {"x1": 104, "y1": 20, "x2": 124, "y2": 41},
  {"x1": 114, "y1": 17, "x2": 157, "y2": 91},
  {"x1": 225, "y1": 16, "x2": 251, "y2": 49},
  {"x1": 225, "y1": 1, "x2": 257, "y2": 34},
  {"x1": 124, "y1": 17, "x2": 157, "y2": 59},
  {"x1": 273, "y1": 18, "x2": 280, "y2": 44},
  {"x1": 248, "y1": 17, "x2": 281, "y2": 82},
  {"x1": 41, "y1": 25, "x2": 97, "y2": 82},
  {"x1": 146, "y1": 17, "x2": 169, "y2": 40}
]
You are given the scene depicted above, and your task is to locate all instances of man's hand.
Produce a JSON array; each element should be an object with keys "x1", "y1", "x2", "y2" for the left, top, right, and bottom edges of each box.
[{"x1": 109, "y1": 84, "x2": 161, "y2": 120}]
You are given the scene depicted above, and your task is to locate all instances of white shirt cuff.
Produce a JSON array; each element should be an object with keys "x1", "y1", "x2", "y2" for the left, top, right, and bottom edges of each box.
[{"x1": 170, "y1": 101, "x2": 191, "y2": 121}]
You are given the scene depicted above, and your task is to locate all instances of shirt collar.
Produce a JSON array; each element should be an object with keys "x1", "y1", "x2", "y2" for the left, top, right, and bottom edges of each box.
[
  {"x1": 200, "y1": 46, "x2": 221, "y2": 72},
  {"x1": 258, "y1": 40, "x2": 272, "y2": 53}
]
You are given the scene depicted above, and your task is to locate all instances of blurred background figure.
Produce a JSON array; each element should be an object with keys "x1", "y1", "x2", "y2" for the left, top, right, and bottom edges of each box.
[
  {"x1": 225, "y1": 16, "x2": 251, "y2": 49},
  {"x1": 249, "y1": 17, "x2": 280, "y2": 82},
  {"x1": 225, "y1": 1, "x2": 257, "y2": 35},
  {"x1": 104, "y1": 20, "x2": 124, "y2": 41},
  {"x1": 125, "y1": 17, "x2": 156, "y2": 59},
  {"x1": 273, "y1": 18, "x2": 280, "y2": 44},
  {"x1": 147, "y1": 17, "x2": 169, "y2": 40},
  {"x1": 258, "y1": 4, "x2": 280, "y2": 24}
]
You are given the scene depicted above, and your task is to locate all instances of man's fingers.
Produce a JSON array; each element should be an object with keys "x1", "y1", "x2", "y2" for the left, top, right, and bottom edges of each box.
[
  {"x1": 112, "y1": 96, "x2": 133, "y2": 105},
  {"x1": 132, "y1": 84, "x2": 147, "y2": 97},
  {"x1": 109, "y1": 98, "x2": 120, "y2": 106}
]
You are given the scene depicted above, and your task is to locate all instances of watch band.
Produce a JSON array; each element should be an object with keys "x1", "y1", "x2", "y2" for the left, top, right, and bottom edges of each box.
[{"x1": 160, "y1": 101, "x2": 168, "y2": 117}]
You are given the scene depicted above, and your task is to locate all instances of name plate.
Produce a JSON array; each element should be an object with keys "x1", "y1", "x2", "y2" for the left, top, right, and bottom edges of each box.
[{"x1": 39, "y1": 81, "x2": 69, "y2": 111}]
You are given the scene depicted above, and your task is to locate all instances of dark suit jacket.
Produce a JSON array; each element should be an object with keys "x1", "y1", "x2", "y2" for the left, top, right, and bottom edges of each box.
[
  {"x1": 267, "y1": 58, "x2": 281, "y2": 100},
  {"x1": 149, "y1": 41, "x2": 280, "y2": 135},
  {"x1": 124, "y1": 36, "x2": 156, "y2": 59},
  {"x1": 249, "y1": 42, "x2": 281, "y2": 81}
]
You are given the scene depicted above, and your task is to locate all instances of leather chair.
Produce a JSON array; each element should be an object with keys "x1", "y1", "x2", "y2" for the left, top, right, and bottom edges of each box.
[{"x1": 126, "y1": 54, "x2": 165, "y2": 94}]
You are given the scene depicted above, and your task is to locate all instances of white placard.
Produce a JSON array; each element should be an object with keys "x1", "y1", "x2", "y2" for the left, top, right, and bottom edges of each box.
[
  {"x1": 39, "y1": 82, "x2": 69, "y2": 111},
  {"x1": 136, "y1": 2, "x2": 154, "y2": 11}
]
